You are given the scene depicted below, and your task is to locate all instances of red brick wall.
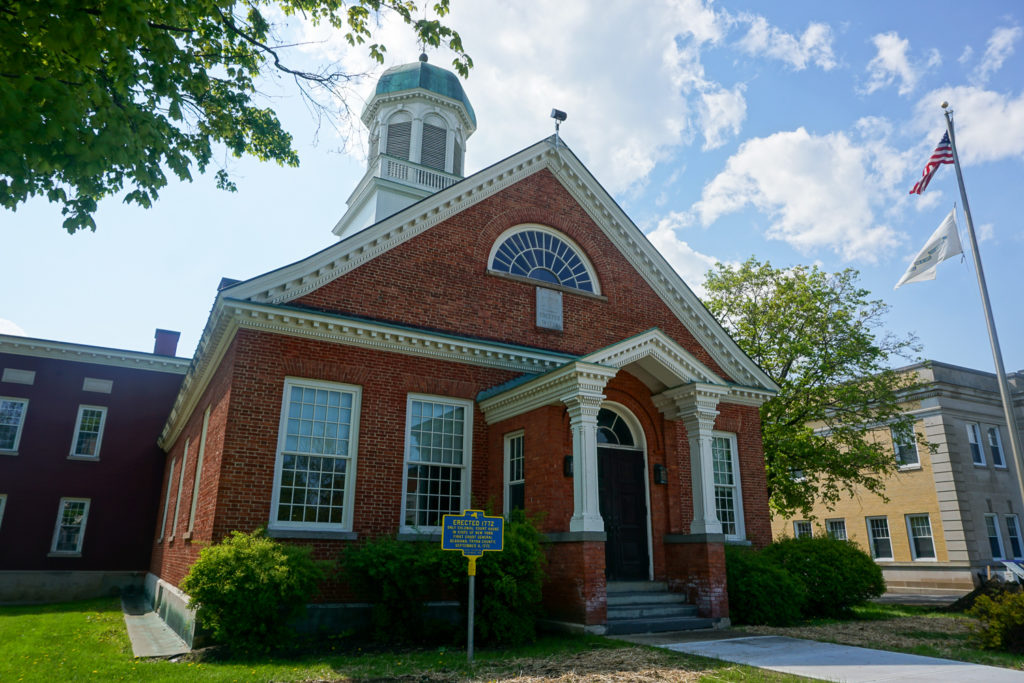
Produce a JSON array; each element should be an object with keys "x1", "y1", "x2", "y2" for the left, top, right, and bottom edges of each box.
[
  {"x1": 665, "y1": 541, "x2": 728, "y2": 618},
  {"x1": 293, "y1": 170, "x2": 731, "y2": 382},
  {"x1": 542, "y1": 541, "x2": 607, "y2": 625}
]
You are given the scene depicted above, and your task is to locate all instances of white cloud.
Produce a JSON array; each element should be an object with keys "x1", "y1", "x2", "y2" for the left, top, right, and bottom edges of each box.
[
  {"x1": 693, "y1": 126, "x2": 913, "y2": 262},
  {"x1": 915, "y1": 86, "x2": 1024, "y2": 165},
  {"x1": 978, "y1": 223, "x2": 995, "y2": 242},
  {"x1": 861, "y1": 32, "x2": 935, "y2": 96},
  {"x1": 734, "y1": 15, "x2": 837, "y2": 70},
  {"x1": 699, "y1": 84, "x2": 747, "y2": 150},
  {"x1": 959, "y1": 45, "x2": 974, "y2": 64},
  {"x1": 975, "y1": 25, "x2": 1022, "y2": 84},
  {"x1": 0, "y1": 319, "x2": 26, "y2": 336},
  {"x1": 645, "y1": 212, "x2": 721, "y2": 297}
]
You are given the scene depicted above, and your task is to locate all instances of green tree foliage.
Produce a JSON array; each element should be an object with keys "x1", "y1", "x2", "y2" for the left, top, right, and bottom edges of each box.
[
  {"x1": 0, "y1": 0, "x2": 471, "y2": 233},
  {"x1": 724, "y1": 545, "x2": 806, "y2": 626},
  {"x1": 704, "y1": 257, "x2": 923, "y2": 517},
  {"x1": 179, "y1": 529, "x2": 327, "y2": 652}
]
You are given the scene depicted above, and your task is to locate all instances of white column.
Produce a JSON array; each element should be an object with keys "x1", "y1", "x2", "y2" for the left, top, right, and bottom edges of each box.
[
  {"x1": 563, "y1": 393, "x2": 605, "y2": 533},
  {"x1": 410, "y1": 117, "x2": 424, "y2": 164},
  {"x1": 654, "y1": 383, "x2": 728, "y2": 536},
  {"x1": 445, "y1": 128, "x2": 456, "y2": 174}
]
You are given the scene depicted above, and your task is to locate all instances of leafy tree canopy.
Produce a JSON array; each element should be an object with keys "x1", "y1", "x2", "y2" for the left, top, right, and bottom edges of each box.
[
  {"x1": 0, "y1": 0, "x2": 471, "y2": 232},
  {"x1": 704, "y1": 257, "x2": 923, "y2": 517}
]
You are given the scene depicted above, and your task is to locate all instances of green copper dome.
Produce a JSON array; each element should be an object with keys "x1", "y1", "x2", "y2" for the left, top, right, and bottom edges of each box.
[{"x1": 374, "y1": 58, "x2": 476, "y2": 126}]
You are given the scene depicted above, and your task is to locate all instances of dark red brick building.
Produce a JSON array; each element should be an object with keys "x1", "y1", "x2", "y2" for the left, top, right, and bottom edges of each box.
[
  {"x1": 147, "y1": 57, "x2": 778, "y2": 641},
  {"x1": 0, "y1": 332, "x2": 188, "y2": 601}
]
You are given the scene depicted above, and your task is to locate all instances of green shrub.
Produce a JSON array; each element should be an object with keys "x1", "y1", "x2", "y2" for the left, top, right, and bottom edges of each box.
[
  {"x1": 342, "y1": 510, "x2": 546, "y2": 646},
  {"x1": 969, "y1": 592, "x2": 1024, "y2": 652},
  {"x1": 725, "y1": 545, "x2": 806, "y2": 626},
  {"x1": 443, "y1": 509, "x2": 547, "y2": 645},
  {"x1": 180, "y1": 529, "x2": 326, "y2": 652},
  {"x1": 761, "y1": 536, "x2": 885, "y2": 617},
  {"x1": 341, "y1": 535, "x2": 453, "y2": 642}
]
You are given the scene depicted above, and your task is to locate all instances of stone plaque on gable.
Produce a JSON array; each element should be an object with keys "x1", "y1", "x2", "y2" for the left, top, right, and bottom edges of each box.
[{"x1": 536, "y1": 287, "x2": 563, "y2": 331}]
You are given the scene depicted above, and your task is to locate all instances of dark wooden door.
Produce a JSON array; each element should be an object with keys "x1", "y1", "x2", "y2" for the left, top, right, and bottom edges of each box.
[{"x1": 598, "y1": 447, "x2": 649, "y2": 580}]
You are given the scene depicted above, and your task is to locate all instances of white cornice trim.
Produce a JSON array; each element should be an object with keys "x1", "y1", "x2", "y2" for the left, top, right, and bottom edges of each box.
[
  {"x1": 581, "y1": 328, "x2": 722, "y2": 386},
  {"x1": 478, "y1": 361, "x2": 619, "y2": 425},
  {"x1": 0, "y1": 335, "x2": 189, "y2": 374},
  {"x1": 362, "y1": 88, "x2": 477, "y2": 135},
  {"x1": 158, "y1": 300, "x2": 575, "y2": 448}
]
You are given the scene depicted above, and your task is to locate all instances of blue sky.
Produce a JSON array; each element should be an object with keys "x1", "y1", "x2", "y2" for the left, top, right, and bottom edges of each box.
[{"x1": 2, "y1": 0, "x2": 1022, "y2": 374}]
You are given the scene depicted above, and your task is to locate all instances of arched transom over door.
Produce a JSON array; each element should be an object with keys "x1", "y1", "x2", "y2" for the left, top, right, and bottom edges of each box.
[{"x1": 596, "y1": 407, "x2": 650, "y2": 581}]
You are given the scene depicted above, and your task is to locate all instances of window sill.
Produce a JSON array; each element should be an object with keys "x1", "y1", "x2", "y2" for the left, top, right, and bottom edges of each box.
[
  {"x1": 0, "y1": 450, "x2": 18, "y2": 457},
  {"x1": 398, "y1": 531, "x2": 443, "y2": 542},
  {"x1": 911, "y1": 557, "x2": 938, "y2": 562},
  {"x1": 485, "y1": 269, "x2": 608, "y2": 301},
  {"x1": 267, "y1": 528, "x2": 357, "y2": 541},
  {"x1": 995, "y1": 465, "x2": 1009, "y2": 470},
  {"x1": 873, "y1": 558, "x2": 895, "y2": 562},
  {"x1": 67, "y1": 455, "x2": 100, "y2": 462},
  {"x1": 897, "y1": 464, "x2": 922, "y2": 472},
  {"x1": 47, "y1": 551, "x2": 82, "y2": 558},
  {"x1": 973, "y1": 463, "x2": 988, "y2": 468}
]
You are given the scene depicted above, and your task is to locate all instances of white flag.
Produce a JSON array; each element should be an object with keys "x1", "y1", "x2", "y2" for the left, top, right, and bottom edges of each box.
[{"x1": 895, "y1": 210, "x2": 963, "y2": 289}]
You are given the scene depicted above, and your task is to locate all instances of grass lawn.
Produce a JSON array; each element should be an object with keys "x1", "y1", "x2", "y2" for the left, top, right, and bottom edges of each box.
[
  {"x1": 0, "y1": 597, "x2": 808, "y2": 682},
  {"x1": 738, "y1": 602, "x2": 1024, "y2": 671}
]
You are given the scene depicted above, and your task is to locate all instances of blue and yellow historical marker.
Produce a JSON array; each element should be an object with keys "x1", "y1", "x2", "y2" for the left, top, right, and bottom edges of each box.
[{"x1": 442, "y1": 509, "x2": 503, "y2": 561}]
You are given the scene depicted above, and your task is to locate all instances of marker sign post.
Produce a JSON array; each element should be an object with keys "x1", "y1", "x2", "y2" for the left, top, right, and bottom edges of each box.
[{"x1": 441, "y1": 509, "x2": 503, "y2": 662}]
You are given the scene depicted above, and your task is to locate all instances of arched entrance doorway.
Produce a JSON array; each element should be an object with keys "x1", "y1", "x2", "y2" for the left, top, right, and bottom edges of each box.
[{"x1": 596, "y1": 405, "x2": 650, "y2": 580}]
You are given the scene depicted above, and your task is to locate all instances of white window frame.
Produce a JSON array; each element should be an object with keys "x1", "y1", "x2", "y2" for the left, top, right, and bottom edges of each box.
[
  {"x1": 905, "y1": 514, "x2": 937, "y2": 561},
  {"x1": 269, "y1": 378, "x2": 362, "y2": 533},
  {"x1": 503, "y1": 430, "x2": 525, "y2": 518},
  {"x1": 157, "y1": 456, "x2": 176, "y2": 542},
  {"x1": 401, "y1": 393, "x2": 473, "y2": 533},
  {"x1": 1006, "y1": 514, "x2": 1024, "y2": 560},
  {"x1": 187, "y1": 407, "x2": 211, "y2": 534},
  {"x1": 985, "y1": 513, "x2": 1005, "y2": 561},
  {"x1": 50, "y1": 497, "x2": 90, "y2": 555},
  {"x1": 170, "y1": 439, "x2": 189, "y2": 539},
  {"x1": 826, "y1": 518, "x2": 847, "y2": 540},
  {"x1": 69, "y1": 405, "x2": 107, "y2": 460},
  {"x1": 711, "y1": 431, "x2": 745, "y2": 541},
  {"x1": 891, "y1": 425, "x2": 920, "y2": 469},
  {"x1": 989, "y1": 427, "x2": 1006, "y2": 469},
  {"x1": 793, "y1": 520, "x2": 812, "y2": 538},
  {"x1": 866, "y1": 516, "x2": 894, "y2": 561},
  {"x1": 967, "y1": 423, "x2": 985, "y2": 466},
  {"x1": 0, "y1": 396, "x2": 28, "y2": 454},
  {"x1": 487, "y1": 224, "x2": 602, "y2": 295}
]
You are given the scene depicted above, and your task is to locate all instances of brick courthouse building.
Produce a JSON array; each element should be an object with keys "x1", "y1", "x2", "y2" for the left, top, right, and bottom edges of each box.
[{"x1": 147, "y1": 56, "x2": 778, "y2": 640}]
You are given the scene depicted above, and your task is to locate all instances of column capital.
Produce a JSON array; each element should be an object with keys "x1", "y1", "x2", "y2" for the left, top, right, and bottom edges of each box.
[{"x1": 653, "y1": 382, "x2": 729, "y2": 429}]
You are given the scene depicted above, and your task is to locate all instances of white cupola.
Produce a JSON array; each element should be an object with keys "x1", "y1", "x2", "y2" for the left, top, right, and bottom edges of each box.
[{"x1": 333, "y1": 54, "x2": 476, "y2": 238}]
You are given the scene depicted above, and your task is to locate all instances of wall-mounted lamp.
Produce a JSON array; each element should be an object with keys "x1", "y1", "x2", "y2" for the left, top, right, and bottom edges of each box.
[
  {"x1": 654, "y1": 464, "x2": 668, "y2": 485},
  {"x1": 563, "y1": 455, "x2": 574, "y2": 477}
]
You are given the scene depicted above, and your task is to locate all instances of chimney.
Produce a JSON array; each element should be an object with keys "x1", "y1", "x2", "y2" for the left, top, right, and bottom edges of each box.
[{"x1": 153, "y1": 329, "x2": 181, "y2": 357}]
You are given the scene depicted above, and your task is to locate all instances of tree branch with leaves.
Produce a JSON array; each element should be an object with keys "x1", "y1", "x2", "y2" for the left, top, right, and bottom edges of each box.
[
  {"x1": 0, "y1": 0, "x2": 472, "y2": 233},
  {"x1": 704, "y1": 257, "x2": 926, "y2": 518}
]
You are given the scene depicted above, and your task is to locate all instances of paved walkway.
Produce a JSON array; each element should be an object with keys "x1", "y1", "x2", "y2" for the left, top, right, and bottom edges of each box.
[
  {"x1": 615, "y1": 631, "x2": 1024, "y2": 682},
  {"x1": 121, "y1": 593, "x2": 189, "y2": 658}
]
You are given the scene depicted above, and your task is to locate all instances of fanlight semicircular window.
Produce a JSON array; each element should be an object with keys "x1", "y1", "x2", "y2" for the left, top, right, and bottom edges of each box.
[{"x1": 490, "y1": 229, "x2": 595, "y2": 293}]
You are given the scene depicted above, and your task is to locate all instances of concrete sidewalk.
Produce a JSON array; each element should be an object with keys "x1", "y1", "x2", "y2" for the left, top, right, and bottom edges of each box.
[
  {"x1": 121, "y1": 592, "x2": 189, "y2": 658},
  {"x1": 620, "y1": 633, "x2": 1024, "y2": 682}
]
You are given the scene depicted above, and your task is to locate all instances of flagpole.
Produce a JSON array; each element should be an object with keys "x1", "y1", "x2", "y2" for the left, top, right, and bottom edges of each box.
[{"x1": 942, "y1": 103, "x2": 1024, "y2": 494}]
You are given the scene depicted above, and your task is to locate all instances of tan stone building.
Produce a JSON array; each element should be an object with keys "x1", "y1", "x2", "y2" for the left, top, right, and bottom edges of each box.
[{"x1": 771, "y1": 361, "x2": 1024, "y2": 594}]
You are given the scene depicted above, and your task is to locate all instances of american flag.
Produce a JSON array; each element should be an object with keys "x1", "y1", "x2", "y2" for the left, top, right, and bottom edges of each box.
[{"x1": 909, "y1": 132, "x2": 954, "y2": 195}]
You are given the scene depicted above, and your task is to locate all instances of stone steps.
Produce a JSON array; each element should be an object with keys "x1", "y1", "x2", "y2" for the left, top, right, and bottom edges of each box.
[{"x1": 604, "y1": 581, "x2": 713, "y2": 634}]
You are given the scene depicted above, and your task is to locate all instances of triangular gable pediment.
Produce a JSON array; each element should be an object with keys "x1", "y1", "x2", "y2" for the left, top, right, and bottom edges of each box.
[{"x1": 220, "y1": 137, "x2": 776, "y2": 394}]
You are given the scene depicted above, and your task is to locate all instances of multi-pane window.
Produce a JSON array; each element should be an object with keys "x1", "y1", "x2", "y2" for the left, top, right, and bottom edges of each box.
[
  {"x1": 402, "y1": 395, "x2": 472, "y2": 530},
  {"x1": 51, "y1": 498, "x2": 90, "y2": 553},
  {"x1": 0, "y1": 397, "x2": 28, "y2": 452},
  {"x1": 188, "y1": 407, "x2": 211, "y2": 534},
  {"x1": 906, "y1": 514, "x2": 936, "y2": 560},
  {"x1": 891, "y1": 425, "x2": 919, "y2": 468},
  {"x1": 986, "y1": 514, "x2": 1005, "y2": 560},
  {"x1": 70, "y1": 405, "x2": 107, "y2": 458},
  {"x1": 157, "y1": 457, "x2": 176, "y2": 541},
  {"x1": 504, "y1": 432, "x2": 524, "y2": 516},
  {"x1": 967, "y1": 423, "x2": 985, "y2": 465},
  {"x1": 490, "y1": 228, "x2": 596, "y2": 293},
  {"x1": 989, "y1": 428, "x2": 1005, "y2": 468},
  {"x1": 711, "y1": 433, "x2": 744, "y2": 540},
  {"x1": 867, "y1": 517, "x2": 893, "y2": 560},
  {"x1": 827, "y1": 519, "x2": 848, "y2": 540},
  {"x1": 793, "y1": 520, "x2": 812, "y2": 538},
  {"x1": 171, "y1": 440, "x2": 189, "y2": 538},
  {"x1": 1006, "y1": 515, "x2": 1023, "y2": 560},
  {"x1": 271, "y1": 380, "x2": 361, "y2": 530}
]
